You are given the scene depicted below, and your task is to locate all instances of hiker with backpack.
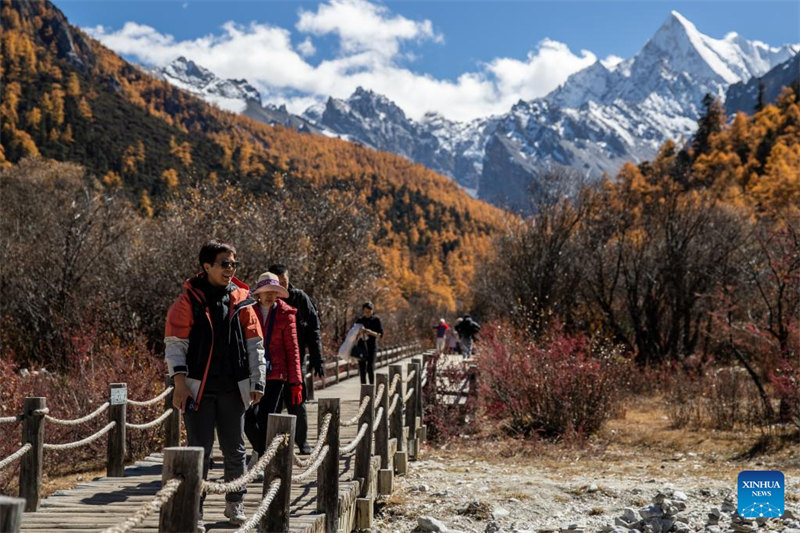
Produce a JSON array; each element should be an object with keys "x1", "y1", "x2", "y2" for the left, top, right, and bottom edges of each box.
[{"x1": 455, "y1": 314, "x2": 481, "y2": 359}]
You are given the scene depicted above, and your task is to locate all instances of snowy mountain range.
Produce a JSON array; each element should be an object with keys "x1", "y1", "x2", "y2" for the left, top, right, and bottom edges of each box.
[{"x1": 149, "y1": 12, "x2": 798, "y2": 212}]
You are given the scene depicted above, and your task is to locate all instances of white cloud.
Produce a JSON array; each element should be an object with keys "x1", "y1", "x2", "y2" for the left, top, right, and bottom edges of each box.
[
  {"x1": 296, "y1": 0, "x2": 442, "y2": 59},
  {"x1": 86, "y1": 0, "x2": 599, "y2": 122},
  {"x1": 297, "y1": 37, "x2": 316, "y2": 57}
]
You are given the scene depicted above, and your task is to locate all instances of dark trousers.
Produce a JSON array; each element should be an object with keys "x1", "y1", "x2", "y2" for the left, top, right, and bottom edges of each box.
[
  {"x1": 183, "y1": 389, "x2": 246, "y2": 503},
  {"x1": 285, "y1": 360, "x2": 309, "y2": 447},
  {"x1": 359, "y1": 351, "x2": 376, "y2": 384},
  {"x1": 244, "y1": 380, "x2": 286, "y2": 456}
]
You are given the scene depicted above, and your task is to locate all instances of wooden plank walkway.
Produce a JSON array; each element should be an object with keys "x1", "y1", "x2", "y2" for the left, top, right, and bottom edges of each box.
[{"x1": 17, "y1": 355, "x2": 420, "y2": 533}]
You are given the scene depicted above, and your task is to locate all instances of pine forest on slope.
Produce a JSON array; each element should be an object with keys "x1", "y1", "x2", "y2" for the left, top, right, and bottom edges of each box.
[{"x1": 0, "y1": 0, "x2": 508, "y2": 320}]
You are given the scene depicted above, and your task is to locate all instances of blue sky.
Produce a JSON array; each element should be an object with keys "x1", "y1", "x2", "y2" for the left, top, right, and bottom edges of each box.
[{"x1": 57, "y1": 0, "x2": 800, "y2": 120}]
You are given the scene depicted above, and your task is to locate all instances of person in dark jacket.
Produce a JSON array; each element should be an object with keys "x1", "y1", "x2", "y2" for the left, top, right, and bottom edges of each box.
[
  {"x1": 243, "y1": 272, "x2": 303, "y2": 470},
  {"x1": 454, "y1": 314, "x2": 481, "y2": 359},
  {"x1": 165, "y1": 240, "x2": 266, "y2": 530},
  {"x1": 268, "y1": 264, "x2": 324, "y2": 455},
  {"x1": 355, "y1": 301, "x2": 383, "y2": 384}
]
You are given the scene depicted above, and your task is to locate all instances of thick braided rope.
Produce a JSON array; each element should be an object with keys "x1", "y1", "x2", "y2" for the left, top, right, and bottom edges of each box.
[
  {"x1": 42, "y1": 421, "x2": 116, "y2": 451},
  {"x1": 294, "y1": 413, "x2": 332, "y2": 468},
  {"x1": 403, "y1": 387, "x2": 414, "y2": 404},
  {"x1": 373, "y1": 383, "x2": 385, "y2": 407},
  {"x1": 341, "y1": 395, "x2": 371, "y2": 427},
  {"x1": 372, "y1": 407, "x2": 384, "y2": 432},
  {"x1": 293, "y1": 445, "x2": 329, "y2": 481},
  {"x1": 0, "y1": 415, "x2": 22, "y2": 424},
  {"x1": 100, "y1": 477, "x2": 182, "y2": 533},
  {"x1": 44, "y1": 403, "x2": 110, "y2": 426},
  {"x1": 126, "y1": 409, "x2": 174, "y2": 430},
  {"x1": 126, "y1": 387, "x2": 174, "y2": 407},
  {"x1": 204, "y1": 433, "x2": 288, "y2": 494},
  {"x1": 340, "y1": 422, "x2": 368, "y2": 455},
  {"x1": 235, "y1": 478, "x2": 281, "y2": 533},
  {"x1": 388, "y1": 374, "x2": 401, "y2": 397},
  {"x1": 0, "y1": 443, "x2": 32, "y2": 471},
  {"x1": 32, "y1": 408, "x2": 50, "y2": 416},
  {"x1": 387, "y1": 393, "x2": 400, "y2": 417},
  {"x1": 421, "y1": 374, "x2": 428, "y2": 388},
  {"x1": 404, "y1": 370, "x2": 416, "y2": 384}
]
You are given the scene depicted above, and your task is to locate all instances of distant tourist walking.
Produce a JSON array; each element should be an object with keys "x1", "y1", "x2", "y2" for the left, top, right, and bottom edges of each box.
[
  {"x1": 268, "y1": 264, "x2": 325, "y2": 456},
  {"x1": 433, "y1": 318, "x2": 450, "y2": 354},
  {"x1": 164, "y1": 240, "x2": 266, "y2": 531},
  {"x1": 243, "y1": 272, "x2": 303, "y2": 476},
  {"x1": 354, "y1": 302, "x2": 383, "y2": 384},
  {"x1": 455, "y1": 314, "x2": 481, "y2": 359}
]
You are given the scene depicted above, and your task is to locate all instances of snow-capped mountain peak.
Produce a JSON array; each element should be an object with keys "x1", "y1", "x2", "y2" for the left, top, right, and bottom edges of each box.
[
  {"x1": 152, "y1": 56, "x2": 262, "y2": 113},
  {"x1": 146, "y1": 13, "x2": 798, "y2": 213}
]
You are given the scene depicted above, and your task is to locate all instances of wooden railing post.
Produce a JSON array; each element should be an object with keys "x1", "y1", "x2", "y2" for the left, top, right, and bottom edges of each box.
[
  {"x1": 375, "y1": 374, "x2": 390, "y2": 469},
  {"x1": 317, "y1": 398, "x2": 340, "y2": 533},
  {"x1": 413, "y1": 358, "x2": 425, "y2": 443},
  {"x1": 164, "y1": 374, "x2": 180, "y2": 448},
  {"x1": 375, "y1": 373, "x2": 393, "y2": 495},
  {"x1": 262, "y1": 414, "x2": 295, "y2": 533},
  {"x1": 354, "y1": 384, "x2": 374, "y2": 498},
  {"x1": 19, "y1": 397, "x2": 44, "y2": 512},
  {"x1": 405, "y1": 362, "x2": 418, "y2": 460},
  {"x1": 334, "y1": 355, "x2": 340, "y2": 384},
  {"x1": 388, "y1": 365, "x2": 404, "y2": 453},
  {"x1": 159, "y1": 447, "x2": 203, "y2": 533},
  {"x1": 107, "y1": 383, "x2": 127, "y2": 477},
  {"x1": 0, "y1": 496, "x2": 25, "y2": 533}
]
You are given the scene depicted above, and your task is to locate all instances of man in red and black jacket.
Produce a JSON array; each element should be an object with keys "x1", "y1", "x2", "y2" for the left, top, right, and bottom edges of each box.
[{"x1": 164, "y1": 240, "x2": 266, "y2": 530}]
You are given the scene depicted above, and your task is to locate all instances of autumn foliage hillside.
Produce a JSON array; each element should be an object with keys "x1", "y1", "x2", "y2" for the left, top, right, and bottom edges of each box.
[{"x1": 0, "y1": 0, "x2": 508, "y2": 316}]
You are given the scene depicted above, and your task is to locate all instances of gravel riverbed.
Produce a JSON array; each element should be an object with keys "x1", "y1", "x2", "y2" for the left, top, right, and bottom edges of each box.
[{"x1": 374, "y1": 445, "x2": 799, "y2": 533}]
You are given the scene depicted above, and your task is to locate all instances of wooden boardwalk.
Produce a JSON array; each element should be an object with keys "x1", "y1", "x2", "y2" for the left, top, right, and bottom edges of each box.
[{"x1": 16, "y1": 354, "x2": 421, "y2": 533}]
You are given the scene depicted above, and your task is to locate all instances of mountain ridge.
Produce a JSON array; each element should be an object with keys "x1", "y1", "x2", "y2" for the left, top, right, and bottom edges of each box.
[{"x1": 121, "y1": 10, "x2": 798, "y2": 212}]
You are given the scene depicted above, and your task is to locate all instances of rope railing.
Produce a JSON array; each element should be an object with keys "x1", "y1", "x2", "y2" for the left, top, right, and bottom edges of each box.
[
  {"x1": 341, "y1": 395, "x2": 371, "y2": 427},
  {"x1": 235, "y1": 478, "x2": 282, "y2": 533},
  {"x1": 403, "y1": 387, "x2": 415, "y2": 404},
  {"x1": 294, "y1": 413, "x2": 332, "y2": 468},
  {"x1": 100, "y1": 477, "x2": 183, "y2": 533},
  {"x1": 126, "y1": 386, "x2": 174, "y2": 407},
  {"x1": 340, "y1": 422, "x2": 369, "y2": 455},
  {"x1": 372, "y1": 406, "x2": 384, "y2": 432},
  {"x1": 373, "y1": 383, "x2": 385, "y2": 407},
  {"x1": 404, "y1": 369, "x2": 416, "y2": 384},
  {"x1": 293, "y1": 445, "x2": 329, "y2": 482},
  {"x1": 388, "y1": 373, "x2": 401, "y2": 397},
  {"x1": 387, "y1": 393, "x2": 400, "y2": 417},
  {"x1": 126, "y1": 408, "x2": 174, "y2": 430},
  {"x1": 44, "y1": 402, "x2": 110, "y2": 426},
  {"x1": 0, "y1": 414, "x2": 22, "y2": 424},
  {"x1": 203, "y1": 433, "x2": 289, "y2": 494},
  {"x1": 0, "y1": 443, "x2": 32, "y2": 471},
  {"x1": 32, "y1": 408, "x2": 50, "y2": 416},
  {"x1": 42, "y1": 421, "x2": 116, "y2": 451}
]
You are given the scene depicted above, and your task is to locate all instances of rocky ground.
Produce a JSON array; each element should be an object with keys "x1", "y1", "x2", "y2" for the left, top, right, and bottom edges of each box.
[{"x1": 374, "y1": 398, "x2": 800, "y2": 533}]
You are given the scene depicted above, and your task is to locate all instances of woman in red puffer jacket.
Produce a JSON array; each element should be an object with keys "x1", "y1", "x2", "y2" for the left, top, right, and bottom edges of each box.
[{"x1": 244, "y1": 272, "x2": 302, "y2": 464}]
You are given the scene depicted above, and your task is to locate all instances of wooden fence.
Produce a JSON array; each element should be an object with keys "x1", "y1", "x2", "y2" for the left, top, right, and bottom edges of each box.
[{"x1": 0, "y1": 344, "x2": 432, "y2": 533}]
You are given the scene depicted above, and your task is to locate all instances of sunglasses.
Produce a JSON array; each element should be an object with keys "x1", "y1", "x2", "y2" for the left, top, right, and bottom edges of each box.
[{"x1": 216, "y1": 260, "x2": 241, "y2": 270}]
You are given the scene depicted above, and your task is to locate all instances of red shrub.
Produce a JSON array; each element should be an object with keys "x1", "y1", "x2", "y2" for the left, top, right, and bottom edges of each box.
[
  {"x1": 0, "y1": 324, "x2": 165, "y2": 493},
  {"x1": 477, "y1": 322, "x2": 631, "y2": 440}
]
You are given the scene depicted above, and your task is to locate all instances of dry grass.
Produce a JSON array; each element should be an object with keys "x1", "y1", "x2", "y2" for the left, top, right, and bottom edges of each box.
[{"x1": 429, "y1": 394, "x2": 800, "y2": 484}]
